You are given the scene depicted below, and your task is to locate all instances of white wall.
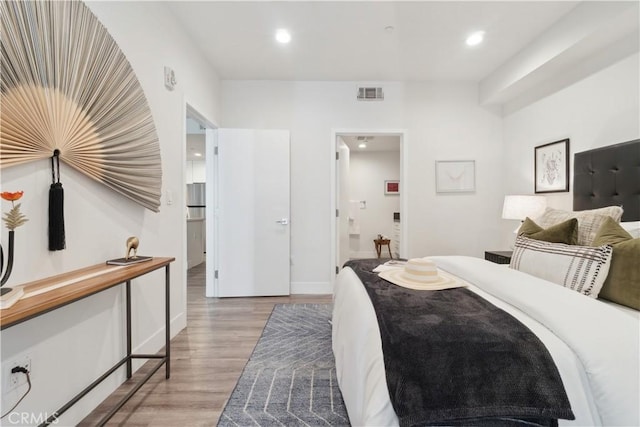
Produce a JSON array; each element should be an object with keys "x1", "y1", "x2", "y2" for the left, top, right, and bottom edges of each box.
[
  {"x1": 501, "y1": 52, "x2": 640, "y2": 247},
  {"x1": 0, "y1": 1, "x2": 220, "y2": 424},
  {"x1": 220, "y1": 80, "x2": 504, "y2": 292},
  {"x1": 186, "y1": 161, "x2": 206, "y2": 184},
  {"x1": 349, "y1": 150, "x2": 400, "y2": 258}
]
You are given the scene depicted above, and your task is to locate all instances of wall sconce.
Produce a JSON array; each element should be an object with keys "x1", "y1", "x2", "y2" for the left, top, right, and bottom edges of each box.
[{"x1": 164, "y1": 66, "x2": 177, "y2": 91}]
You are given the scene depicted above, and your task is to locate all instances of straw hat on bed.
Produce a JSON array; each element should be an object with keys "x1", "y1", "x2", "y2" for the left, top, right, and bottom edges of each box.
[{"x1": 378, "y1": 258, "x2": 467, "y2": 290}]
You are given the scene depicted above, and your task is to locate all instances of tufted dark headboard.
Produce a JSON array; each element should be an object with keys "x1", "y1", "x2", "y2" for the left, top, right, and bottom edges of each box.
[{"x1": 573, "y1": 139, "x2": 640, "y2": 221}]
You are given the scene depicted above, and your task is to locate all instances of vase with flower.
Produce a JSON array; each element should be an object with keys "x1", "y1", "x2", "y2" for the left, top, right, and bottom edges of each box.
[{"x1": 1, "y1": 191, "x2": 28, "y2": 300}]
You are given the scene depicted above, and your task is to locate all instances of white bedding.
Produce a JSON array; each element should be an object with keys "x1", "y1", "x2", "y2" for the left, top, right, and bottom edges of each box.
[{"x1": 332, "y1": 256, "x2": 640, "y2": 427}]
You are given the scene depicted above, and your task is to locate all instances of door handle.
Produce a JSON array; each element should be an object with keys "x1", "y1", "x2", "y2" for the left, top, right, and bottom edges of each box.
[{"x1": 275, "y1": 218, "x2": 289, "y2": 225}]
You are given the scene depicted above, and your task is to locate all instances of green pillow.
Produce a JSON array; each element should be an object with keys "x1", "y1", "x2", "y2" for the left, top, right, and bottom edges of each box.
[
  {"x1": 518, "y1": 217, "x2": 578, "y2": 245},
  {"x1": 592, "y1": 217, "x2": 640, "y2": 310}
]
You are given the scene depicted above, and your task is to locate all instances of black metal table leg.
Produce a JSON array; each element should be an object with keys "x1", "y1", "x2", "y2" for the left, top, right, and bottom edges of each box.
[
  {"x1": 165, "y1": 264, "x2": 171, "y2": 379},
  {"x1": 126, "y1": 279, "x2": 132, "y2": 379}
]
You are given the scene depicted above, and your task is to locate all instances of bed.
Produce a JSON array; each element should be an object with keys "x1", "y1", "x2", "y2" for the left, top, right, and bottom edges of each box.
[{"x1": 332, "y1": 139, "x2": 640, "y2": 426}]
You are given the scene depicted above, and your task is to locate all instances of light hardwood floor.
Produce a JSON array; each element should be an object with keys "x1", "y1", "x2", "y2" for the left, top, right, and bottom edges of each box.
[{"x1": 80, "y1": 263, "x2": 332, "y2": 426}]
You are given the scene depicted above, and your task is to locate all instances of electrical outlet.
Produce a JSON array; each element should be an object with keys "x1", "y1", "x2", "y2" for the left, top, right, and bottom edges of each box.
[{"x1": 5, "y1": 356, "x2": 31, "y2": 392}]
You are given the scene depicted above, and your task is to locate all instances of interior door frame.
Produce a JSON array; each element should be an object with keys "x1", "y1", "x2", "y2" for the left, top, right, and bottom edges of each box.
[
  {"x1": 330, "y1": 129, "x2": 408, "y2": 287},
  {"x1": 205, "y1": 127, "x2": 218, "y2": 297}
]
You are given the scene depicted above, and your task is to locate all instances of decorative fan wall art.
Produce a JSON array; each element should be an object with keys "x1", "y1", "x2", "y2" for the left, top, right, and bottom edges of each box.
[{"x1": 0, "y1": 0, "x2": 162, "y2": 212}]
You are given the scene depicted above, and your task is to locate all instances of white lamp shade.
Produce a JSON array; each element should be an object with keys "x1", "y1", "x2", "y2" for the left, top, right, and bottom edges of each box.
[{"x1": 502, "y1": 195, "x2": 547, "y2": 220}]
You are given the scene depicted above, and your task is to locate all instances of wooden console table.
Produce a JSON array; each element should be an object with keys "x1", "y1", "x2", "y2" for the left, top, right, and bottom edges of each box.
[{"x1": 0, "y1": 256, "x2": 175, "y2": 426}]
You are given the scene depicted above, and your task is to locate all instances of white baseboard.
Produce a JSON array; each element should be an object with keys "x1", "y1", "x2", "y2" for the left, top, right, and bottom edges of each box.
[
  {"x1": 290, "y1": 281, "x2": 332, "y2": 295},
  {"x1": 172, "y1": 311, "x2": 187, "y2": 333},
  {"x1": 131, "y1": 311, "x2": 186, "y2": 370}
]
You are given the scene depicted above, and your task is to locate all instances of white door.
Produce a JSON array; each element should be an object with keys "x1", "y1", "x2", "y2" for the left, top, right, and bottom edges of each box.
[{"x1": 216, "y1": 129, "x2": 290, "y2": 297}]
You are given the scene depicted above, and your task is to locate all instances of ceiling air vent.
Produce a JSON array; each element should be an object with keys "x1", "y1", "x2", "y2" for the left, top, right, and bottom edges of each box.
[{"x1": 357, "y1": 87, "x2": 384, "y2": 101}]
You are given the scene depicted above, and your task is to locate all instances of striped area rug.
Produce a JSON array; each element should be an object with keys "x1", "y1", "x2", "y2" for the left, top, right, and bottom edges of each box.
[{"x1": 218, "y1": 304, "x2": 350, "y2": 426}]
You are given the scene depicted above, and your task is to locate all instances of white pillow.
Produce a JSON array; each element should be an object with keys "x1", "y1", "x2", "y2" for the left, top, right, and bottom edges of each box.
[
  {"x1": 534, "y1": 206, "x2": 623, "y2": 245},
  {"x1": 620, "y1": 221, "x2": 640, "y2": 239},
  {"x1": 510, "y1": 235, "x2": 613, "y2": 298}
]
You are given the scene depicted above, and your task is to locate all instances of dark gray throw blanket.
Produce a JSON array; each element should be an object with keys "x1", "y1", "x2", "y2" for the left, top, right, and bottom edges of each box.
[{"x1": 344, "y1": 259, "x2": 574, "y2": 427}]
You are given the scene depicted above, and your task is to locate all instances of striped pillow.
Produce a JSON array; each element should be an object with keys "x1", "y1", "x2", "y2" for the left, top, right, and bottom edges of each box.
[
  {"x1": 510, "y1": 235, "x2": 613, "y2": 298},
  {"x1": 533, "y1": 206, "x2": 623, "y2": 245}
]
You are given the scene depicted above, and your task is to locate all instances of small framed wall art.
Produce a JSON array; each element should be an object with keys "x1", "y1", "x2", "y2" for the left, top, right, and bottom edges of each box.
[
  {"x1": 385, "y1": 180, "x2": 400, "y2": 195},
  {"x1": 534, "y1": 139, "x2": 569, "y2": 193},
  {"x1": 436, "y1": 160, "x2": 475, "y2": 193}
]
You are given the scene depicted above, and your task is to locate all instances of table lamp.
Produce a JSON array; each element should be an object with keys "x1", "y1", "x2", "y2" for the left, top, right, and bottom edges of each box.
[{"x1": 502, "y1": 195, "x2": 547, "y2": 232}]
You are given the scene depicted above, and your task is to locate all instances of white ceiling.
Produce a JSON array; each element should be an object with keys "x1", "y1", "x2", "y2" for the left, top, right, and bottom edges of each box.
[
  {"x1": 166, "y1": 1, "x2": 580, "y2": 82},
  {"x1": 341, "y1": 135, "x2": 400, "y2": 152},
  {"x1": 179, "y1": 2, "x2": 637, "y2": 154}
]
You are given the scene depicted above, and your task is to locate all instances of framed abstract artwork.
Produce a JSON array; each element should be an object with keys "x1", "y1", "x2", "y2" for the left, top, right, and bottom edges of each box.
[
  {"x1": 385, "y1": 180, "x2": 400, "y2": 195},
  {"x1": 436, "y1": 160, "x2": 475, "y2": 193},
  {"x1": 535, "y1": 139, "x2": 569, "y2": 193}
]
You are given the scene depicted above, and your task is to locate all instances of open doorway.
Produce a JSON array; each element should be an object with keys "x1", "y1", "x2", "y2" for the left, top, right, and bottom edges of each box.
[
  {"x1": 185, "y1": 116, "x2": 206, "y2": 271},
  {"x1": 332, "y1": 130, "x2": 407, "y2": 275},
  {"x1": 184, "y1": 106, "x2": 217, "y2": 298}
]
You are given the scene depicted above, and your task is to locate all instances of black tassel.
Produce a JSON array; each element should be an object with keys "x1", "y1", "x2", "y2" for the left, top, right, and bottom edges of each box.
[{"x1": 49, "y1": 151, "x2": 66, "y2": 251}]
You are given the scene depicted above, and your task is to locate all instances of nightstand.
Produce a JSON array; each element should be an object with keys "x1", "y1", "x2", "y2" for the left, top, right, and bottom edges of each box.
[
  {"x1": 484, "y1": 251, "x2": 512, "y2": 265},
  {"x1": 374, "y1": 238, "x2": 393, "y2": 259}
]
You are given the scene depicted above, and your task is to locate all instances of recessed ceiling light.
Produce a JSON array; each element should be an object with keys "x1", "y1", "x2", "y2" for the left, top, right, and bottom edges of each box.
[
  {"x1": 275, "y1": 29, "x2": 291, "y2": 44},
  {"x1": 194, "y1": 152, "x2": 202, "y2": 157},
  {"x1": 466, "y1": 31, "x2": 485, "y2": 47},
  {"x1": 358, "y1": 143, "x2": 367, "y2": 149}
]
